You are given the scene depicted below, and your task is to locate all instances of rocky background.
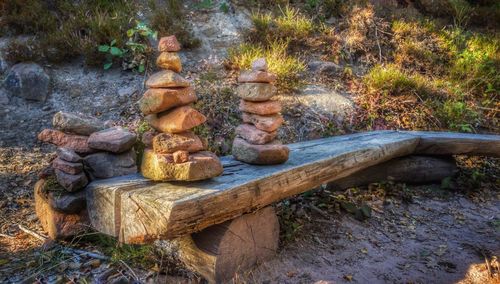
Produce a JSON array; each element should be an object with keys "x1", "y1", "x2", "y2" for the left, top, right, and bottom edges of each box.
[{"x1": 0, "y1": 0, "x2": 498, "y2": 283}]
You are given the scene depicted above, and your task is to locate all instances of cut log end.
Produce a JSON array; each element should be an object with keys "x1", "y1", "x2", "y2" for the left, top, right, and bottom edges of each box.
[{"x1": 177, "y1": 207, "x2": 279, "y2": 283}]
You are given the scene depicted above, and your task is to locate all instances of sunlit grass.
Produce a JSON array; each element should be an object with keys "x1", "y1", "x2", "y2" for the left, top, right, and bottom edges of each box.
[{"x1": 228, "y1": 40, "x2": 305, "y2": 89}]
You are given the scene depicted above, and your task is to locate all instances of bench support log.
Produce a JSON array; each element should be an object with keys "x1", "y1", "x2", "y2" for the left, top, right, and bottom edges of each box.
[
  {"x1": 326, "y1": 155, "x2": 457, "y2": 190},
  {"x1": 176, "y1": 206, "x2": 279, "y2": 283}
]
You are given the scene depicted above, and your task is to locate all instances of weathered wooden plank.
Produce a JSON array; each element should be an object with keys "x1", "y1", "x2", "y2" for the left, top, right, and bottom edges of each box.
[
  {"x1": 409, "y1": 131, "x2": 500, "y2": 157},
  {"x1": 326, "y1": 155, "x2": 457, "y2": 190},
  {"x1": 87, "y1": 131, "x2": 419, "y2": 243},
  {"x1": 86, "y1": 130, "x2": 500, "y2": 243}
]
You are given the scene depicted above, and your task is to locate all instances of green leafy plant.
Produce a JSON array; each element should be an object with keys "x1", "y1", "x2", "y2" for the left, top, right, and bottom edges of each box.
[
  {"x1": 98, "y1": 21, "x2": 157, "y2": 72},
  {"x1": 98, "y1": 39, "x2": 126, "y2": 70}
]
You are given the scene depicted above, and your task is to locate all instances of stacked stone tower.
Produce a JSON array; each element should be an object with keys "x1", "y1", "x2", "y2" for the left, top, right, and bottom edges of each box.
[
  {"x1": 232, "y1": 58, "x2": 289, "y2": 164},
  {"x1": 139, "y1": 35, "x2": 223, "y2": 181},
  {"x1": 36, "y1": 112, "x2": 137, "y2": 239}
]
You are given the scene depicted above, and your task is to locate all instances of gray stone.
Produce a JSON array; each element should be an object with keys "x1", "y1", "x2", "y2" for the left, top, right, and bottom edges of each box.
[
  {"x1": 0, "y1": 58, "x2": 8, "y2": 75},
  {"x1": 53, "y1": 111, "x2": 106, "y2": 136},
  {"x1": 308, "y1": 61, "x2": 342, "y2": 76},
  {"x1": 52, "y1": 158, "x2": 83, "y2": 174},
  {"x1": 3, "y1": 63, "x2": 50, "y2": 101},
  {"x1": 88, "y1": 127, "x2": 136, "y2": 153},
  {"x1": 232, "y1": 138, "x2": 289, "y2": 165},
  {"x1": 297, "y1": 85, "x2": 355, "y2": 121},
  {"x1": 0, "y1": 88, "x2": 9, "y2": 105},
  {"x1": 236, "y1": 83, "x2": 276, "y2": 102},
  {"x1": 47, "y1": 190, "x2": 86, "y2": 214},
  {"x1": 56, "y1": 147, "x2": 82, "y2": 163},
  {"x1": 84, "y1": 149, "x2": 137, "y2": 179},
  {"x1": 55, "y1": 169, "x2": 88, "y2": 192}
]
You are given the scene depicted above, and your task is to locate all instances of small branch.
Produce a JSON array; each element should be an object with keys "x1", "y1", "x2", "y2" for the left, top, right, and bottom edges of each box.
[
  {"x1": 120, "y1": 260, "x2": 139, "y2": 281},
  {"x1": 18, "y1": 224, "x2": 47, "y2": 241},
  {"x1": 0, "y1": 233, "x2": 15, "y2": 239}
]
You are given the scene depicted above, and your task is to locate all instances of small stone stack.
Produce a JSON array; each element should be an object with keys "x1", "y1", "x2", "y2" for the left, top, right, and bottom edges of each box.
[
  {"x1": 232, "y1": 58, "x2": 289, "y2": 164},
  {"x1": 139, "y1": 35, "x2": 223, "y2": 181},
  {"x1": 36, "y1": 111, "x2": 137, "y2": 239}
]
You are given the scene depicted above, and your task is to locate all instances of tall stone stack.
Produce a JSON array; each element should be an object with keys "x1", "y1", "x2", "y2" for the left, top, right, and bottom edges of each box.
[
  {"x1": 232, "y1": 58, "x2": 289, "y2": 164},
  {"x1": 36, "y1": 112, "x2": 137, "y2": 239},
  {"x1": 139, "y1": 35, "x2": 223, "y2": 181}
]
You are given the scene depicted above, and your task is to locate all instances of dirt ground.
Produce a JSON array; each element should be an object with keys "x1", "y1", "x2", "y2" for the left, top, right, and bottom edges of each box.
[{"x1": 1, "y1": 158, "x2": 499, "y2": 283}]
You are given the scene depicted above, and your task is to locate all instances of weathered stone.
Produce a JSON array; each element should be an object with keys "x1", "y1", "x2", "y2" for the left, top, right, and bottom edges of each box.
[
  {"x1": 235, "y1": 124, "x2": 277, "y2": 145},
  {"x1": 238, "y1": 71, "x2": 277, "y2": 83},
  {"x1": 239, "y1": 100, "x2": 281, "y2": 115},
  {"x1": 47, "y1": 190, "x2": 86, "y2": 214},
  {"x1": 236, "y1": 83, "x2": 276, "y2": 102},
  {"x1": 55, "y1": 169, "x2": 88, "y2": 192},
  {"x1": 142, "y1": 130, "x2": 156, "y2": 148},
  {"x1": 173, "y1": 150, "x2": 189, "y2": 163},
  {"x1": 52, "y1": 158, "x2": 83, "y2": 174},
  {"x1": 88, "y1": 127, "x2": 136, "y2": 153},
  {"x1": 52, "y1": 111, "x2": 106, "y2": 135},
  {"x1": 141, "y1": 149, "x2": 223, "y2": 181},
  {"x1": 139, "y1": 87, "x2": 197, "y2": 115},
  {"x1": 153, "y1": 131, "x2": 204, "y2": 154},
  {"x1": 38, "y1": 129, "x2": 95, "y2": 154},
  {"x1": 156, "y1": 52, "x2": 182, "y2": 73},
  {"x1": 145, "y1": 70, "x2": 190, "y2": 88},
  {"x1": 242, "y1": 112, "x2": 284, "y2": 133},
  {"x1": 251, "y1": 58, "x2": 268, "y2": 71},
  {"x1": 0, "y1": 88, "x2": 9, "y2": 105},
  {"x1": 158, "y1": 35, "x2": 181, "y2": 52},
  {"x1": 35, "y1": 180, "x2": 88, "y2": 240},
  {"x1": 0, "y1": 58, "x2": 8, "y2": 75},
  {"x1": 3, "y1": 63, "x2": 50, "y2": 101},
  {"x1": 56, "y1": 147, "x2": 82, "y2": 163},
  {"x1": 232, "y1": 138, "x2": 289, "y2": 165},
  {"x1": 84, "y1": 149, "x2": 137, "y2": 179},
  {"x1": 38, "y1": 165, "x2": 55, "y2": 179},
  {"x1": 146, "y1": 106, "x2": 207, "y2": 133},
  {"x1": 308, "y1": 60, "x2": 341, "y2": 76}
]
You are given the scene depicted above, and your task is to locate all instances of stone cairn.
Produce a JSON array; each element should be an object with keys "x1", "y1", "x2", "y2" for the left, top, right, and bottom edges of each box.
[
  {"x1": 139, "y1": 35, "x2": 223, "y2": 181},
  {"x1": 36, "y1": 112, "x2": 137, "y2": 239},
  {"x1": 232, "y1": 58, "x2": 290, "y2": 164}
]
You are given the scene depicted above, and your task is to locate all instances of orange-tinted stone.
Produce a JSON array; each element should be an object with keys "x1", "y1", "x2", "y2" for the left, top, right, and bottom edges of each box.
[
  {"x1": 232, "y1": 138, "x2": 289, "y2": 165},
  {"x1": 139, "y1": 87, "x2": 197, "y2": 115},
  {"x1": 241, "y1": 112, "x2": 284, "y2": 133},
  {"x1": 156, "y1": 52, "x2": 182, "y2": 72},
  {"x1": 146, "y1": 70, "x2": 190, "y2": 88},
  {"x1": 239, "y1": 100, "x2": 281, "y2": 115},
  {"x1": 146, "y1": 106, "x2": 207, "y2": 133},
  {"x1": 238, "y1": 70, "x2": 277, "y2": 83},
  {"x1": 158, "y1": 35, "x2": 181, "y2": 52},
  {"x1": 153, "y1": 131, "x2": 204, "y2": 154}
]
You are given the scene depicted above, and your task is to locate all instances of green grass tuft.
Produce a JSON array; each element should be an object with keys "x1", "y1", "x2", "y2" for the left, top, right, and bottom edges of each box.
[{"x1": 228, "y1": 40, "x2": 305, "y2": 90}]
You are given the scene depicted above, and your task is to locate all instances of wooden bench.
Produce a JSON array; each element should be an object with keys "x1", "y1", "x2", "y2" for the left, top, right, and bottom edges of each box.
[{"x1": 86, "y1": 130, "x2": 500, "y2": 282}]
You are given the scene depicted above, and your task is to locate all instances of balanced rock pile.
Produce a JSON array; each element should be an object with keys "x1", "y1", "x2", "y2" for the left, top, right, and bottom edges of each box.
[
  {"x1": 35, "y1": 111, "x2": 137, "y2": 239},
  {"x1": 232, "y1": 58, "x2": 289, "y2": 164},
  {"x1": 139, "y1": 35, "x2": 223, "y2": 181}
]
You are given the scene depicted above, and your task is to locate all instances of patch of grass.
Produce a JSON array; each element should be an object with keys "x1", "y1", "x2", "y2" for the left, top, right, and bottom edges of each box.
[
  {"x1": 392, "y1": 20, "x2": 452, "y2": 75},
  {"x1": 364, "y1": 64, "x2": 435, "y2": 97},
  {"x1": 437, "y1": 99, "x2": 479, "y2": 132},
  {"x1": 228, "y1": 40, "x2": 306, "y2": 89},
  {"x1": 84, "y1": 233, "x2": 154, "y2": 267},
  {"x1": 2, "y1": 0, "x2": 138, "y2": 65},
  {"x1": 148, "y1": 0, "x2": 201, "y2": 49},
  {"x1": 249, "y1": 6, "x2": 314, "y2": 44}
]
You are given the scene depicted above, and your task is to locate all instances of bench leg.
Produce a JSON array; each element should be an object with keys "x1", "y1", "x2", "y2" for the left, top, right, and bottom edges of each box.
[{"x1": 177, "y1": 206, "x2": 279, "y2": 283}]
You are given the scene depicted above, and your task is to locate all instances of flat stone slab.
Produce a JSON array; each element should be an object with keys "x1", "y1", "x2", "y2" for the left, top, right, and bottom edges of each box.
[{"x1": 86, "y1": 131, "x2": 500, "y2": 243}]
